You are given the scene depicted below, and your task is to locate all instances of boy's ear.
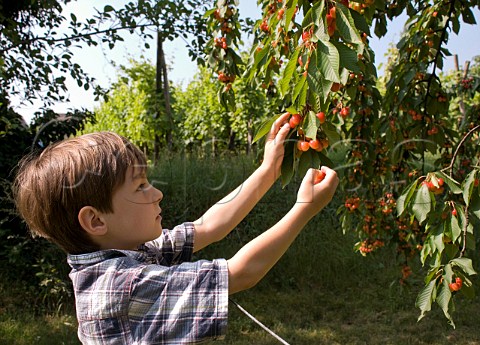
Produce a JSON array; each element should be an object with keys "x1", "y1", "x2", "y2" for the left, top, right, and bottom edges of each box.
[{"x1": 78, "y1": 206, "x2": 108, "y2": 236}]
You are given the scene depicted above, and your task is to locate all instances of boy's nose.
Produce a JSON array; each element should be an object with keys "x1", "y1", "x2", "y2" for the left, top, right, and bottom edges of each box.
[{"x1": 155, "y1": 188, "x2": 163, "y2": 204}]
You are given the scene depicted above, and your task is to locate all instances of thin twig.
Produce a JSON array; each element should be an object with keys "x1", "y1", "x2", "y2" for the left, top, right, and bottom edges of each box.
[{"x1": 441, "y1": 125, "x2": 480, "y2": 177}]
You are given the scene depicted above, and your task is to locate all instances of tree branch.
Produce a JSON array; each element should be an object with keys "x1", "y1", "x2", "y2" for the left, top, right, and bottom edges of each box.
[
  {"x1": 1, "y1": 23, "x2": 157, "y2": 54},
  {"x1": 442, "y1": 124, "x2": 480, "y2": 177}
]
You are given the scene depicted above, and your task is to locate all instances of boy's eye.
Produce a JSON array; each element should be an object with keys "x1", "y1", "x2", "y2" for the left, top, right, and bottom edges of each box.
[{"x1": 137, "y1": 183, "x2": 149, "y2": 191}]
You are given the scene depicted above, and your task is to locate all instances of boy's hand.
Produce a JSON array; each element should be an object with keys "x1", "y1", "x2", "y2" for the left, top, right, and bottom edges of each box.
[
  {"x1": 261, "y1": 113, "x2": 291, "y2": 178},
  {"x1": 296, "y1": 166, "x2": 339, "y2": 216}
]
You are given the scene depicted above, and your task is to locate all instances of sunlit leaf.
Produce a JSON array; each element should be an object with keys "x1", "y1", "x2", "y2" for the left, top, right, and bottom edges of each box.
[
  {"x1": 416, "y1": 280, "x2": 436, "y2": 321},
  {"x1": 397, "y1": 179, "x2": 418, "y2": 216},
  {"x1": 412, "y1": 184, "x2": 432, "y2": 224},
  {"x1": 280, "y1": 49, "x2": 300, "y2": 97}
]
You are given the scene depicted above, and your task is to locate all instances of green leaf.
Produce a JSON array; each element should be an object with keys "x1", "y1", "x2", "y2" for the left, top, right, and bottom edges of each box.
[
  {"x1": 284, "y1": 0, "x2": 299, "y2": 31},
  {"x1": 350, "y1": 8, "x2": 370, "y2": 36},
  {"x1": 412, "y1": 184, "x2": 432, "y2": 224},
  {"x1": 331, "y1": 42, "x2": 360, "y2": 73},
  {"x1": 462, "y1": 170, "x2": 477, "y2": 206},
  {"x1": 311, "y1": 0, "x2": 325, "y2": 27},
  {"x1": 297, "y1": 76, "x2": 309, "y2": 108},
  {"x1": 281, "y1": 140, "x2": 295, "y2": 187},
  {"x1": 436, "y1": 171, "x2": 462, "y2": 194},
  {"x1": 444, "y1": 263, "x2": 454, "y2": 283},
  {"x1": 280, "y1": 49, "x2": 300, "y2": 97},
  {"x1": 253, "y1": 115, "x2": 279, "y2": 143},
  {"x1": 450, "y1": 213, "x2": 462, "y2": 243},
  {"x1": 451, "y1": 257, "x2": 477, "y2": 276},
  {"x1": 304, "y1": 111, "x2": 318, "y2": 139},
  {"x1": 461, "y1": 7, "x2": 477, "y2": 24},
  {"x1": 298, "y1": 149, "x2": 321, "y2": 178},
  {"x1": 246, "y1": 45, "x2": 270, "y2": 82},
  {"x1": 397, "y1": 179, "x2": 418, "y2": 216},
  {"x1": 436, "y1": 282, "x2": 455, "y2": 328},
  {"x1": 374, "y1": 15, "x2": 387, "y2": 38},
  {"x1": 322, "y1": 121, "x2": 341, "y2": 146},
  {"x1": 431, "y1": 224, "x2": 445, "y2": 255},
  {"x1": 292, "y1": 75, "x2": 307, "y2": 104},
  {"x1": 336, "y1": 3, "x2": 363, "y2": 44},
  {"x1": 315, "y1": 41, "x2": 340, "y2": 83},
  {"x1": 470, "y1": 192, "x2": 480, "y2": 221},
  {"x1": 306, "y1": 72, "x2": 330, "y2": 103},
  {"x1": 416, "y1": 280, "x2": 437, "y2": 322},
  {"x1": 104, "y1": 5, "x2": 115, "y2": 12}
]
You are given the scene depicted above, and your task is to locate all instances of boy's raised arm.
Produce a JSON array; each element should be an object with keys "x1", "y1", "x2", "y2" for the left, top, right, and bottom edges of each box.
[
  {"x1": 193, "y1": 113, "x2": 291, "y2": 252},
  {"x1": 227, "y1": 167, "x2": 339, "y2": 294}
]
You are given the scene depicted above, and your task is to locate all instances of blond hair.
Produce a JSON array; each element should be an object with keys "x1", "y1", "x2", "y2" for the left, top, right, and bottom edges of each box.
[{"x1": 13, "y1": 132, "x2": 147, "y2": 254}]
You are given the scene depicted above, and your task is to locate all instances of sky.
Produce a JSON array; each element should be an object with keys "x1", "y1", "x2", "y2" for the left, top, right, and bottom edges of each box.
[{"x1": 10, "y1": 1, "x2": 479, "y2": 123}]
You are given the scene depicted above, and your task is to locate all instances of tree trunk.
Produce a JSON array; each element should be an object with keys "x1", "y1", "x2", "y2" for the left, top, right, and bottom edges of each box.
[
  {"x1": 454, "y1": 54, "x2": 471, "y2": 129},
  {"x1": 228, "y1": 129, "x2": 236, "y2": 151},
  {"x1": 156, "y1": 31, "x2": 174, "y2": 157}
]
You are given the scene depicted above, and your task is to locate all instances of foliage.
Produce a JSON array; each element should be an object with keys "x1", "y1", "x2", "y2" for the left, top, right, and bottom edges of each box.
[
  {"x1": 0, "y1": 95, "x2": 93, "y2": 314},
  {"x1": 0, "y1": 0, "x2": 211, "y2": 107},
  {"x1": 82, "y1": 59, "x2": 162, "y2": 153},
  {"x1": 204, "y1": 0, "x2": 480, "y2": 326},
  {"x1": 30, "y1": 109, "x2": 95, "y2": 148},
  {"x1": 174, "y1": 64, "x2": 277, "y2": 152}
]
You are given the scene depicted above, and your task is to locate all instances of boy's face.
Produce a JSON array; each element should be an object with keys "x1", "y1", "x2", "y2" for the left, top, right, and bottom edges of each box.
[{"x1": 101, "y1": 166, "x2": 164, "y2": 250}]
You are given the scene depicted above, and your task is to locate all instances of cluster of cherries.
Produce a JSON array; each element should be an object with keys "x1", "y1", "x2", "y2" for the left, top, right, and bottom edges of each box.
[
  {"x1": 449, "y1": 277, "x2": 463, "y2": 292},
  {"x1": 287, "y1": 113, "x2": 330, "y2": 152},
  {"x1": 421, "y1": 177, "x2": 444, "y2": 195},
  {"x1": 461, "y1": 77, "x2": 474, "y2": 90},
  {"x1": 358, "y1": 238, "x2": 385, "y2": 255}
]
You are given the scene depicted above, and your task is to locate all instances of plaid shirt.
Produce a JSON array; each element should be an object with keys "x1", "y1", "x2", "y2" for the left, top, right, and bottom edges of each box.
[{"x1": 67, "y1": 223, "x2": 229, "y2": 345}]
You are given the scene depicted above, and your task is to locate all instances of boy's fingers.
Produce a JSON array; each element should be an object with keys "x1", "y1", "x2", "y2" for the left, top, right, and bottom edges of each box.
[
  {"x1": 276, "y1": 123, "x2": 291, "y2": 144},
  {"x1": 319, "y1": 166, "x2": 339, "y2": 185},
  {"x1": 269, "y1": 113, "x2": 290, "y2": 139}
]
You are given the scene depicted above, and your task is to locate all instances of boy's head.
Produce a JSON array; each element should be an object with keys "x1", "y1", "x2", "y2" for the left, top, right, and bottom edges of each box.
[{"x1": 13, "y1": 131, "x2": 147, "y2": 254}]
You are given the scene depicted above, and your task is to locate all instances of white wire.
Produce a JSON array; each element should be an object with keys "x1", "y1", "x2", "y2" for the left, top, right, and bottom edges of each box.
[{"x1": 230, "y1": 298, "x2": 291, "y2": 345}]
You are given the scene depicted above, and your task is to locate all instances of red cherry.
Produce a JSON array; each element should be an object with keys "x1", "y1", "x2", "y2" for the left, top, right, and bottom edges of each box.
[
  {"x1": 449, "y1": 282, "x2": 460, "y2": 292},
  {"x1": 329, "y1": 6, "x2": 337, "y2": 18},
  {"x1": 340, "y1": 107, "x2": 350, "y2": 118},
  {"x1": 302, "y1": 29, "x2": 312, "y2": 41},
  {"x1": 455, "y1": 277, "x2": 463, "y2": 289},
  {"x1": 289, "y1": 113, "x2": 302, "y2": 128},
  {"x1": 427, "y1": 181, "x2": 435, "y2": 191},
  {"x1": 316, "y1": 112, "x2": 326, "y2": 124},
  {"x1": 314, "y1": 170, "x2": 326, "y2": 184},
  {"x1": 297, "y1": 140, "x2": 310, "y2": 152},
  {"x1": 309, "y1": 139, "x2": 322, "y2": 151}
]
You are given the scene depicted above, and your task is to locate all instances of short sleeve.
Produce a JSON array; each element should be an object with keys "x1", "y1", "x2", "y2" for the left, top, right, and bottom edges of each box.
[
  {"x1": 128, "y1": 258, "x2": 229, "y2": 344},
  {"x1": 142, "y1": 222, "x2": 195, "y2": 266}
]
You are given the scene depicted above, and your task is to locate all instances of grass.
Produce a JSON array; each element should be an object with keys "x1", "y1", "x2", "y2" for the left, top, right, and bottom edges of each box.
[{"x1": 2, "y1": 152, "x2": 480, "y2": 345}]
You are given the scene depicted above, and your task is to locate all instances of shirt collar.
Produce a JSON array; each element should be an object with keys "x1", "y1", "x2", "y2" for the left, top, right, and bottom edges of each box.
[{"x1": 67, "y1": 248, "x2": 147, "y2": 267}]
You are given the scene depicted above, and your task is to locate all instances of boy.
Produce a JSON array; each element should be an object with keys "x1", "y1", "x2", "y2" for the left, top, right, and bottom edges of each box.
[{"x1": 13, "y1": 113, "x2": 338, "y2": 344}]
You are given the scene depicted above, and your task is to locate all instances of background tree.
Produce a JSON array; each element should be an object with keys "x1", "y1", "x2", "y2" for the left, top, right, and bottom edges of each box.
[
  {"x1": 82, "y1": 59, "x2": 163, "y2": 154},
  {"x1": 174, "y1": 64, "x2": 277, "y2": 154},
  {"x1": 0, "y1": 0, "x2": 210, "y2": 111}
]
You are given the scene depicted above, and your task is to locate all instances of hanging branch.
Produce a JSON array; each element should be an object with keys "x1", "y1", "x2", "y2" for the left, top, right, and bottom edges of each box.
[{"x1": 442, "y1": 124, "x2": 480, "y2": 177}]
